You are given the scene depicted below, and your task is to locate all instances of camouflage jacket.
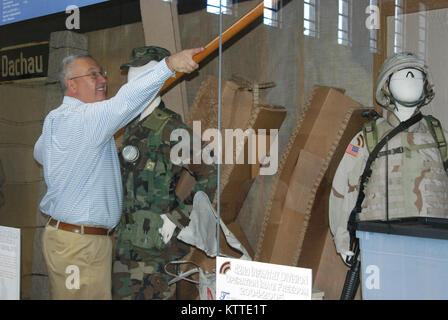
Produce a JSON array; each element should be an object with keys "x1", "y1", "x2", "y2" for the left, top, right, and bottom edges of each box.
[
  {"x1": 329, "y1": 110, "x2": 448, "y2": 256},
  {"x1": 118, "y1": 102, "x2": 217, "y2": 248}
]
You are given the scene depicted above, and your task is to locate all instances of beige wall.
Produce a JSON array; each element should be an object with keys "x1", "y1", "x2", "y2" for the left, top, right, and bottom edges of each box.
[
  {"x1": 303, "y1": 0, "x2": 373, "y2": 107},
  {"x1": 0, "y1": 23, "x2": 146, "y2": 300},
  {"x1": 387, "y1": 8, "x2": 448, "y2": 128},
  {"x1": 0, "y1": 79, "x2": 47, "y2": 299},
  {"x1": 88, "y1": 23, "x2": 146, "y2": 101}
]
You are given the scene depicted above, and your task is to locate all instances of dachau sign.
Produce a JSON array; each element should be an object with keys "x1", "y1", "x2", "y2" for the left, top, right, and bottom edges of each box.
[{"x1": 0, "y1": 42, "x2": 49, "y2": 82}]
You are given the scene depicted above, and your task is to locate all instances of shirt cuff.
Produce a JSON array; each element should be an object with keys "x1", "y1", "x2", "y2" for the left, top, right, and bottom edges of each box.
[{"x1": 160, "y1": 57, "x2": 175, "y2": 79}]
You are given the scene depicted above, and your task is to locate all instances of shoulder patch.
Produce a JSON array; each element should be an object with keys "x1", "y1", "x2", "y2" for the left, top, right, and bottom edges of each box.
[
  {"x1": 142, "y1": 108, "x2": 171, "y2": 132},
  {"x1": 346, "y1": 143, "x2": 360, "y2": 157},
  {"x1": 356, "y1": 134, "x2": 365, "y2": 148}
]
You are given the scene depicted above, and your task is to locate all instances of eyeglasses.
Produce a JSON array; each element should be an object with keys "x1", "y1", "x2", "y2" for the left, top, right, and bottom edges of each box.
[{"x1": 69, "y1": 70, "x2": 107, "y2": 80}]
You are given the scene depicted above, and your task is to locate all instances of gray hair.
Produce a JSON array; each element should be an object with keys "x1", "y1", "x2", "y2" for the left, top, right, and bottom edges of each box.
[{"x1": 58, "y1": 53, "x2": 93, "y2": 92}]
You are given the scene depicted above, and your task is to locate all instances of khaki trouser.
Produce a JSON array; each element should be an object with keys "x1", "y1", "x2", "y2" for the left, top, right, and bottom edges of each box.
[{"x1": 42, "y1": 223, "x2": 113, "y2": 300}]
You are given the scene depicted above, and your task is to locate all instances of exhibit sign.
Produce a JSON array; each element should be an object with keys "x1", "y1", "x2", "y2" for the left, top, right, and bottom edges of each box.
[
  {"x1": 0, "y1": 225, "x2": 20, "y2": 300},
  {"x1": 0, "y1": 42, "x2": 48, "y2": 82},
  {"x1": 0, "y1": 0, "x2": 109, "y2": 26},
  {"x1": 216, "y1": 256, "x2": 312, "y2": 300}
]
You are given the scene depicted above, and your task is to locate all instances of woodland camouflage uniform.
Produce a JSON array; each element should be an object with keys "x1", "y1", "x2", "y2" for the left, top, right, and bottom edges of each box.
[
  {"x1": 112, "y1": 102, "x2": 217, "y2": 299},
  {"x1": 112, "y1": 46, "x2": 217, "y2": 300}
]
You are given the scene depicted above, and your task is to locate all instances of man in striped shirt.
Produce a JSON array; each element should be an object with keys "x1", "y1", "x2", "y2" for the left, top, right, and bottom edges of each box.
[{"x1": 33, "y1": 47, "x2": 203, "y2": 299}]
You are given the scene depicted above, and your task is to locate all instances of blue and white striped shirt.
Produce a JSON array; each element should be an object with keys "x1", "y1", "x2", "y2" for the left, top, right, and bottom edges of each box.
[{"x1": 34, "y1": 59, "x2": 174, "y2": 229}]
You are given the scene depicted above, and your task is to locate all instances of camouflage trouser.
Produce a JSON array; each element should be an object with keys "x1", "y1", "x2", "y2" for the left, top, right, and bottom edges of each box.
[{"x1": 112, "y1": 234, "x2": 190, "y2": 300}]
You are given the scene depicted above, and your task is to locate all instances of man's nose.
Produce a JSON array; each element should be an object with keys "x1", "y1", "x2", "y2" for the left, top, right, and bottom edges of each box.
[{"x1": 97, "y1": 74, "x2": 107, "y2": 84}]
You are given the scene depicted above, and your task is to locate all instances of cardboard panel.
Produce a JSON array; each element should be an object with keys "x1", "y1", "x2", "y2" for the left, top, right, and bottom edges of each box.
[
  {"x1": 297, "y1": 108, "x2": 367, "y2": 299},
  {"x1": 185, "y1": 76, "x2": 286, "y2": 223},
  {"x1": 255, "y1": 86, "x2": 366, "y2": 268},
  {"x1": 284, "y1": 150, "x2": 325, "y2": 213}
]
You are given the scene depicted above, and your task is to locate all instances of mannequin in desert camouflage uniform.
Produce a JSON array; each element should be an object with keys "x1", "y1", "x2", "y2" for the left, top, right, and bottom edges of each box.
[{"x1": 330, "y1": 52, "x2": 448, "y2": 262}]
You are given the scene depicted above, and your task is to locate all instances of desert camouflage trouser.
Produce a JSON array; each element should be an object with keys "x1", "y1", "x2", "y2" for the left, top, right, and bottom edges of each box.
[{"x1": 112, "y1": 233, "x2": 190, "y2": 300}]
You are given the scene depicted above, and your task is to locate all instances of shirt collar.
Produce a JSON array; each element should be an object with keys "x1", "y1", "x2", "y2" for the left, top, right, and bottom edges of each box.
[
  {"x1": 384, "y1": 109, "x2": 401, "y2": 127},
  {"x1": 383, "y1": 108, "x2": 424, "y2": 133},
  {"x1": 63, "y1": 96, "x2": 84, "y2": 106}
]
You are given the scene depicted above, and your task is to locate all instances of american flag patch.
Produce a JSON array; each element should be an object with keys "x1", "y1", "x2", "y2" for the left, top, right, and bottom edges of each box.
[{"x1": 346, "y1": 144, "x2": 359, "y2": 157}]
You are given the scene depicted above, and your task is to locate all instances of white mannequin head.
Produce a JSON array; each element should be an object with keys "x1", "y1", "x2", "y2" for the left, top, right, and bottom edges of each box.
[
  {"x1": 388, "y1": 68, "x2": 424, "y2": 122},
  {"x1": 127, "y1": 60, "x2": 161, "y2": 120}
]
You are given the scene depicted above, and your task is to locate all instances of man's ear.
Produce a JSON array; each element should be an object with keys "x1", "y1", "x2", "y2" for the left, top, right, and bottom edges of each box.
[{"x1": 66, "y1": 79, "x2": 76, "y2": 93}]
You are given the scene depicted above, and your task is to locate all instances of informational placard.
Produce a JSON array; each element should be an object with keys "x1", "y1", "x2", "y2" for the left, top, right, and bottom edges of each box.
[
  {"x1": 0, "y1": 226, "x2": 20, "y2": 300},
  {"x1": 1, "y1": 42, "x2": 49, "y2": 82},
  {"x1": 216, "y1": 257, "x2": 312, "y2": 300},
  {"x1": 0, "y1": 0, "x2": 109, "y2": 26}
]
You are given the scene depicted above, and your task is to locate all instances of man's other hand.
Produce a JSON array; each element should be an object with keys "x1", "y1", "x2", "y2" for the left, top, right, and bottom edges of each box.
[{"x1": 166, "y1": 48, "x2": 204, "y2": 74}]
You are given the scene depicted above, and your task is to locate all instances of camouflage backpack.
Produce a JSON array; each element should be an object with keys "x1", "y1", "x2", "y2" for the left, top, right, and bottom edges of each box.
[{"x1": 363, "y1": 114, "x2": 448, "y2": 172}]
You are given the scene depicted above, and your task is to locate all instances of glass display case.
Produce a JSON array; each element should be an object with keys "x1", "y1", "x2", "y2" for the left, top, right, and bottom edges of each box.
[
  {"x1": 1, "y1": 0, "x2": 448, "y2": 300},
  {"x1": 172, "y1": 0, "x2": 448, "y2": 300}
]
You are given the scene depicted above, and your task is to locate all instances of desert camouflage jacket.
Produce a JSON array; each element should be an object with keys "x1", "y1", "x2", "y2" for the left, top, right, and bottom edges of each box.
[{"x1": 329, "y1": 110, "x2": 448, "y2": 256}]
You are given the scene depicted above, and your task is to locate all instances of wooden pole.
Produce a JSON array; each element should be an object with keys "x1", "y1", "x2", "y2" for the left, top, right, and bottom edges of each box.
[{"x1": 159, "y1": 0, "x2": 267, "y2": 94}]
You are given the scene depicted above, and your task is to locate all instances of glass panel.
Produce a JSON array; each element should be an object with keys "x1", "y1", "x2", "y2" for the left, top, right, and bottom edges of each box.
[
  {"x1": 4, "y1": 0, "x2": 448, "y2": 301},
  {"x1": 304, "y1": 0, "x2": 318, "y2": 37},
  {"x1": 339, "y1": 0, "x2": 349, "y2": 16},
  {"x1": 338, "y1": 15, "x2": 347, "y2": 30},
  {"x1": 385, "y1": 1, "x2": 448, "y2": 128},
  {"x1": 337, "y1": 0, "x2": 351, "y2": 46},
  {"x1": 264, "y1": 0, "x2": 280, "y2": 27},
  {"x1": 174, "y1": 0, "x2": 448, "y2": 299},
  {"x1": 211, "y1": 0, "x2": 376, "y2": 274},
  {"x1": 207, "y1": 0, "x2": 232, "y2": 15}
]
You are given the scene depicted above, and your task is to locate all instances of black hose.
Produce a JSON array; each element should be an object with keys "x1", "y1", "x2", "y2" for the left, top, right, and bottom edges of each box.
[
  {"x1": 340, "y1": 239, "x2": 361, "y2": 300},
  {"x1": 340, "y1": 258, "x2": 361, "y2": 300}
]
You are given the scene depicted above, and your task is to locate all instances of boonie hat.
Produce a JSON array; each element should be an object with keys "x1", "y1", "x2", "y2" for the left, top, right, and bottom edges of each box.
[{"x1": 120, "y1": 46, "x2": 171, "y2": 70}]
